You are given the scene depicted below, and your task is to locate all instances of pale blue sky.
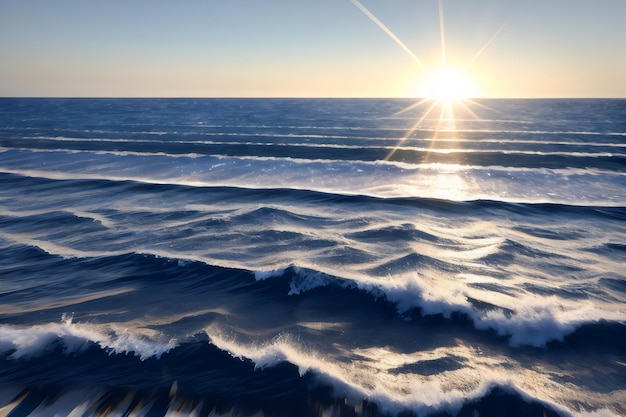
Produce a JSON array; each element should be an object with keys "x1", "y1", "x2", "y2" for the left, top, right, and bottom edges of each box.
[{"x1": 1, "y1": 0, "x2": 624, "y2": 97}]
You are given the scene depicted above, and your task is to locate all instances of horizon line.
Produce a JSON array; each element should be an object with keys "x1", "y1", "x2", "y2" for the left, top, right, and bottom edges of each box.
[{"x1": 1, "y1": 96, "x2": 625, "y2": 100}]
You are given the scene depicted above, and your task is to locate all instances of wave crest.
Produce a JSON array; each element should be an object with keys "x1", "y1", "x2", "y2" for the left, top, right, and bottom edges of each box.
[{"x1": 0, "y1": 315, "x2": 176, "y2": 360}]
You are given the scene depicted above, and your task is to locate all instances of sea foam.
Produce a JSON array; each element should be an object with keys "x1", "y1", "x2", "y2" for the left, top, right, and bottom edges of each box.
[{"x1": 0, "y1": 316, "x2": 176, "y2": 360}]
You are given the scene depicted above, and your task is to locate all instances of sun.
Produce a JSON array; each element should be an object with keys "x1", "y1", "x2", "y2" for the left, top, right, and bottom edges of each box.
[
  {"x1": 418, "y1": 67, "x2": 479, "y2": 101},
  {"x1": 350, "y1": 0, "x2": 489, "y2": 102}
]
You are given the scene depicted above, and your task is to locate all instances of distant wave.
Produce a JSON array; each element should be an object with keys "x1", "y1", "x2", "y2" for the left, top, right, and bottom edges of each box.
[
  {"x1": 1, "y1": 150, "x2": 625, "y2": 205},
  {"x1": 1, "y1": 137, "x2": 625, "y2": 170},
  {"x1": 4, "y1": 135, "x2": 626, "y2": 157}
]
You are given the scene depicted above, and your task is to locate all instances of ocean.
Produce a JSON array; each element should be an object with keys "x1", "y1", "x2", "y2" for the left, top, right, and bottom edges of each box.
[{"x1": 0, "y1": 98, "x2": 624, "y2": 417}]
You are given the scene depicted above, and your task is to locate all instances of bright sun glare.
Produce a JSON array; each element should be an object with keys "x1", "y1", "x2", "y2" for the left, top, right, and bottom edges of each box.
[
  {"x1": 419, "y1": 67, "x2": 479, "y2": 101},
  {"x1": 350, "y1": 0, "x2": 488, "y2": 102},
  {"x1": 351, "y1": 0, "x2": 494, "y2": 200}
]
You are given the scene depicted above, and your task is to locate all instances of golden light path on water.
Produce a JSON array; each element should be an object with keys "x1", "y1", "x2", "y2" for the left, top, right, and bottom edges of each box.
[
  {"x1": 351, "y1": 0, "x2": 506, "y2": 201},
  {"x1": 340, "y1": 6, "x2": 622, "y2": 413}
]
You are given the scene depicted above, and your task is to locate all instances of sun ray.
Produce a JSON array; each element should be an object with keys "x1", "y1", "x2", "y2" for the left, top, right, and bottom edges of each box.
[
  {"x1": 455, "y1": 100, "x2": 481, "y2": 121},
  {"x1": 384, "y1": 100, "x2": 439, "y2": 161},
  {"x1": 350, "y1": 0, "x2": 425, "y2": 69},
  {"x1": 436, "y1": 100, "x2": 456, "y2": 132},
  {"x1": 465, "y1": 22, "x2": 509, "y2": 69},
  {"x1": 416, "y1": 1, "x2": 478, "y2": 102},
  {"x1": 438, "y1": 0, "x2": 447, "y2": 68},
  {"x1": 462, "y1": 98, "x2": 493, "y2": 111},
  {"x1": 393, "y1": 98, "x2": 431, "y2": 116},
  {"x1": 349, "y1": 0, "x2": 509, "y2": 173}
]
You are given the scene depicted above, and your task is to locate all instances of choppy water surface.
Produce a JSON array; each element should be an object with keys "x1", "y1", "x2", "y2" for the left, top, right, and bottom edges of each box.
[{"x1": 0, "y1": 98, "x2": 625, "y2": 416}]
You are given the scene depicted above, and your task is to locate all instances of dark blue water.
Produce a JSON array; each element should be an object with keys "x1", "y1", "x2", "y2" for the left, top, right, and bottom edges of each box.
[{"x1": 0, "y1": 98, "x2": 625, "y2": 416}]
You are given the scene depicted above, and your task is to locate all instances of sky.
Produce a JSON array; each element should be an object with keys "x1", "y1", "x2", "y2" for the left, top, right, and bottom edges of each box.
[{"x1": 0, "y1": 0, "x2": 625, "y2": 98}]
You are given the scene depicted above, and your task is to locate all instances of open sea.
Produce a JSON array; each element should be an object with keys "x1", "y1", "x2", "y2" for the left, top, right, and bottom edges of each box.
[{"x1": 0, "y1": 98, "x2": 625, "y2": 417}]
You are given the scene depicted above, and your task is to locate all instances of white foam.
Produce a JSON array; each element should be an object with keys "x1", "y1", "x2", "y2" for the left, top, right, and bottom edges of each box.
[
  {"x1": 0, "y1": 316, "x2": 176, "y2": 360},
  {"x1": 204, "y1": 327, "x2": 586, "y2": 416},
  {"x1": 287, "y1": 267, "x2": 338, "y2": 295},
  {"x1": 579, "y1": 411, "x2": 623, "y2": 417},
  {"x1": 377, "y1": 272, "x2": 472, "y2": 318},
  {"x1": 373, "y1": 273, "x2": 625, "y2": 346},
  {"x1": 253, "y1": 268, "x2": 286, "y2": 281},
  {"x1": 1, "y1": 228, "x2": 621, "y2": 349},
  {"x1": 276, "y1": 267, "x2": 626, "y2": 347},
  {"x1": 475, "y1": 297, "x2": 626, "y2": 347}
]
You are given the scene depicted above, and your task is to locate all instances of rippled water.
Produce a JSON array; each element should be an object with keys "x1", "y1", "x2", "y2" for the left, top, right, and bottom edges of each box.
[{"x1": 0, "y1": 98, "x2": 625, "y2": 416}]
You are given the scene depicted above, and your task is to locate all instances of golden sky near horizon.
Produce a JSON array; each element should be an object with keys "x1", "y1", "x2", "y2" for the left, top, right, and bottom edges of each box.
[{"x1": 1, "y1": 0, "x2": 625, "y2": 98}]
